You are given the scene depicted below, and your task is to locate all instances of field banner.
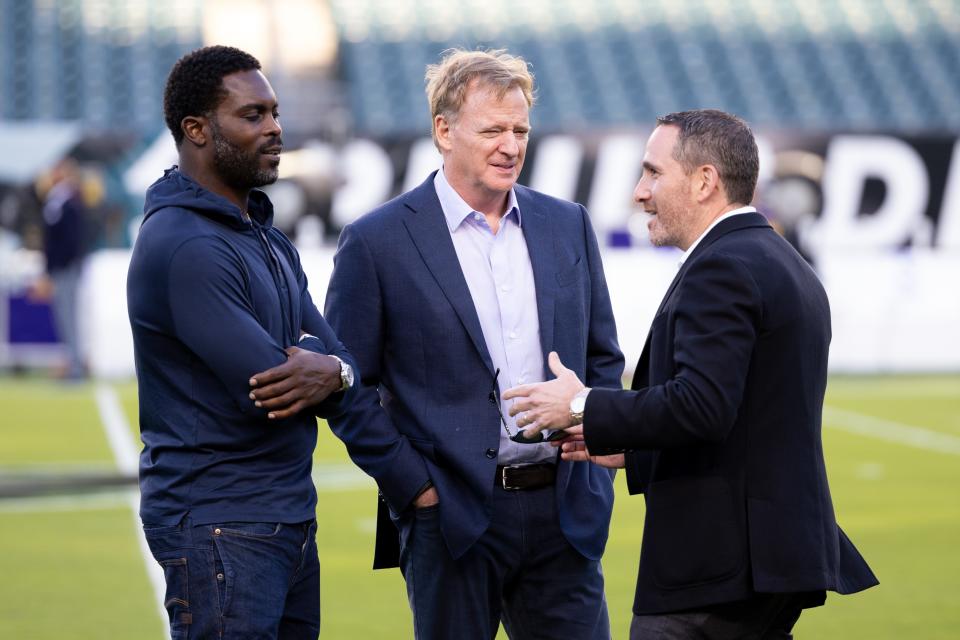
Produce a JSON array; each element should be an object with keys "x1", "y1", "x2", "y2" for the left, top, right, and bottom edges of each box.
[{"x1": 4, "y1": 130, "x2": 960, "y2": 375}]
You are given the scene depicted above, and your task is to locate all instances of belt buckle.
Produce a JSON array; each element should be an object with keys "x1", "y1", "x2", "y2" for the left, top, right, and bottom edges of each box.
[{"x1": 501, "y1": 465, "x2": 522, "y2": 491}]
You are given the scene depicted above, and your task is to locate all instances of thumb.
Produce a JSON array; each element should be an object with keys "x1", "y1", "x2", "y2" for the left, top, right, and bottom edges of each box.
[{"x1": 547, "y1": 351, "x2": 569, "y2": 377}]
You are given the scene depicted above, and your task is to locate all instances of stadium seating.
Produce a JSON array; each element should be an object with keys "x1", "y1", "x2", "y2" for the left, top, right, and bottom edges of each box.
[
  {"x1": 329, "y1": 0, "x2": 960, "y2": 135},
  {"x1": 0, "y1": 0, "x2": 202, "y2": 133},
  {"x1": 2, "y1": 0, "x2": 957, "y2": 139}
]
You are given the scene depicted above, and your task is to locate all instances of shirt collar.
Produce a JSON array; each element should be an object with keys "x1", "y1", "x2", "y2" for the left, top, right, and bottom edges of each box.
[
  {"x1": 679, "y1": 205, "x2": 756, "y2": 268},
  {"x1": 434, "y1": 166, "x2": 521, "y2": 233}
]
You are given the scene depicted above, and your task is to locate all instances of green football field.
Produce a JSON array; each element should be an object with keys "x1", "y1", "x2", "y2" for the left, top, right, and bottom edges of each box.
[{"x1": 1, "y1": 375, "x2": 958, "y2": 639}]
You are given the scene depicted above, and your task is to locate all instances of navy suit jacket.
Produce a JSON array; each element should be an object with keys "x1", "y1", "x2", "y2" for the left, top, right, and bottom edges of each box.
[
  {"x1": 584, "y1": 213, "x2": 878, "y2": 614},
  {"x1": 325, "y1": 172, "x2": 624, "y2": 567}
]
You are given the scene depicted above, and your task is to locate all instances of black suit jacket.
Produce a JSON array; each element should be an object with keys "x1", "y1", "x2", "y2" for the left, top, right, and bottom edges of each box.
[{"x1": 584, "y1": 212, "x2": 878, "y2": 614}]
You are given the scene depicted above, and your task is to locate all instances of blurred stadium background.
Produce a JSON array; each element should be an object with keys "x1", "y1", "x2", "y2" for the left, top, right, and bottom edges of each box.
[{"x1": 0, "y1": 0, "x2": 958, "y2": 638}]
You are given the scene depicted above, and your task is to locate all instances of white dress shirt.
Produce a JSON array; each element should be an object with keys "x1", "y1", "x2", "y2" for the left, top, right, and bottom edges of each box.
[{"x1": 433, "y1": 168, "x2": 555, "y2": 465}]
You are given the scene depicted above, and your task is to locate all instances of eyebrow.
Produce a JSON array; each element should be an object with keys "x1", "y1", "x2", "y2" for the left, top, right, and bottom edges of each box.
[
  {"x1": 235, "y1": 102, "x2": 278, "y2": 112},
  {"x1": 642, "y1": 160, "x2": 661, "y2": 173}
]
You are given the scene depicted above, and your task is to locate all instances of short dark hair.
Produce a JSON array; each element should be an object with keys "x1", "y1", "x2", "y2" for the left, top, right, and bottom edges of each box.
[
  {"x1": 163, "y1": 46, "x2": 261, "y2": 147},
  {"x1": 657, "y1": 109, "x2": 759, "y2": 205}
]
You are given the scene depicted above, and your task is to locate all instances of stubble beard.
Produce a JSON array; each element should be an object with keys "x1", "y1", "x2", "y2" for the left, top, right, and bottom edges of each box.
[{"x1": 211, "y1": 122, "x2": 279, "y2": 190}]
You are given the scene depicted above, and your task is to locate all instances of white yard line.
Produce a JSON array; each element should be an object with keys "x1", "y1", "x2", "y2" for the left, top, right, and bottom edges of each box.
[
  {"x1": 824, "y1": 405, "x2": 960, "y2": 456},
  {"x1": 93, "y1": 384, "x2": 139, "y2": 475},
  {"x1": 0, "y1": 490, "x2": 129, "y2": 514},
  {"x1": 94, "y1": 383, "x2": 168, "y2": 635}
]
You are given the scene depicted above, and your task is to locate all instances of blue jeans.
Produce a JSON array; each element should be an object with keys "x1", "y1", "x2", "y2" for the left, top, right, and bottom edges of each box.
[
  {"x1": 143, "y1": 518, "x2": 320, "y2": 640},
  {"x1": 395, "y1": 485, "x2": 610, "y2": 640}
]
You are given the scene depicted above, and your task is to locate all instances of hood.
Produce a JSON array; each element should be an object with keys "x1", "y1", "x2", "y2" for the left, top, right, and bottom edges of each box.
[{"x1": 143, "y1": 167, "x2": 274, "y2": 230}]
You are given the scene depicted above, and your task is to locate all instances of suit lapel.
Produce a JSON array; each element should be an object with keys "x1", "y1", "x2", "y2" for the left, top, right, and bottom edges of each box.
[
  {"x1": 401, "y1": 174, "x2": 495, "y2": 374},
  {"x1": 638, "y1": 212, "x2": 773, "y2": 375},
  {"x1": 515, "y1": 188, "x2": 556, "y2": 365},
  {"x1": 653, "y1": 212, "x2": 772, "y2": 316}
]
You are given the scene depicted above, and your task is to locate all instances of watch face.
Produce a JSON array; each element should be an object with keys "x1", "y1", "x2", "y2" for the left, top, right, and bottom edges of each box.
[{"x1": 571, "y1": 395, "x2": 587, "y2": 414}]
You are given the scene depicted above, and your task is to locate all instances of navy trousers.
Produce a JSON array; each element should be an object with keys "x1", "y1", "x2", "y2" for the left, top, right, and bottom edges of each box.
[
  {"x1": 395, "y1": 483, "x2": 610, "y2": 640},
  {"x1": 629, "y1": 592, "x2": 822, "y2": 639}
]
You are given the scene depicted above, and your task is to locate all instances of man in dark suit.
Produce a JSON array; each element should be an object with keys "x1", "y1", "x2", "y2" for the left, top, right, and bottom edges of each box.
[
  {"x1": 324, "y1": 49, "x2": 623, "y2": 639},
  {"x1": 505, "y1": 109, "x2": 878, "y2": 639}
]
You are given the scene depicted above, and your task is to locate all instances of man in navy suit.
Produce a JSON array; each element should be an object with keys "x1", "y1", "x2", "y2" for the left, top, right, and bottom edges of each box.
[
  {"x1": 324, "y1": 49, "x2": 623, "y2": 639},
  {"x1": 505, "y1": 109, "x2": 878, "y2": 638}
]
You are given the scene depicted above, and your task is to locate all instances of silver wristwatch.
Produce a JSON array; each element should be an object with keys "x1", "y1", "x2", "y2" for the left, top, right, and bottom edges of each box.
[
  {"x1": 329, "y1": 355, "x2": 355, "y2": 392},
  {"x1": 299, "y1": 334, "x2": 354, "y2": 392},
  {"x1": 569, "y1": 387, "x2": 591, "y2": 424}
]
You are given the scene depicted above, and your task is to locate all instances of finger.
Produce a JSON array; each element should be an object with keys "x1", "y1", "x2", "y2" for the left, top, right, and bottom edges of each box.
[
  {"x1": 508, "y1": 399, "x2": 535, "y2": 417},
  {"x1": 502, "y1": 384, "x2": 535, "y2": 401},
  {"x1": 547, "y1": 351, "x2": 568, "y2": 377},
  {"x1": 250, "y1": 375, "x2": 297, "y2": 402},
  {"x1": 266, "y1": 398, "x2": 309, "y2": 420},
  {"x1": 520, "y1": 420, "x2": 546, "y2": 438},
  {"x1": 561, "y1": 440, "x2": 585, "y2": 453},
  {"x1": 250, "y1": 360, "x2": 295, "y2": 387},
  {"x1": 560, "y1": 447, "x2": 591, "y2": 463},
  {"x1": 564, "y1": 424, "x2": 584, "y2": 437},
  {"x1": 254, "y1": 387, "x2": 305, "y2": 410}
]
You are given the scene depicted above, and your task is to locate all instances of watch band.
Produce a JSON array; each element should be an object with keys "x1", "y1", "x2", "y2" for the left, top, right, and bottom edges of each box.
[{"x1": 329, "y1": 355, "x2": 353, "y2": 391}]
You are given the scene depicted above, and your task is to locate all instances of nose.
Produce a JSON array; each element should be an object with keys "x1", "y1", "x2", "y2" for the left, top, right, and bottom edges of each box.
[
  {"x1": 499, "y1": 132, "x2": 520, "y2": 157},
  {"x1": 265, "y1": 113, "x2": 282, "y2": 137},
  {"x1": 633, "y1": 180, "x2": 650, "y2": 204}
]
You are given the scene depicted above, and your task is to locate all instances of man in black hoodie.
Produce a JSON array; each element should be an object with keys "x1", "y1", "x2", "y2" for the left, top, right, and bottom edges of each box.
[{"x1": 127, "y1": 46, "x2": 357, "y2": 640}]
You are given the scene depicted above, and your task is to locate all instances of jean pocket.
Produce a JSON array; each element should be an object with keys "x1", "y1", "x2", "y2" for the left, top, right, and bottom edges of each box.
[
  {"x1": 143, "y1": 523, "x2": 187, "y2": 555},
  {"x1": 214, "y1": 522, "x2": 283, "y2": 539},
  {"x1": 157, "y1": 557, "x2": 191, "y2": 640}
]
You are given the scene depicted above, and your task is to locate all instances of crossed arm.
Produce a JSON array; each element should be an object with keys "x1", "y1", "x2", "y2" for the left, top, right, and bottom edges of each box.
[{"x1": 168, "y1": 235, "x2": 354, "y2": 421}]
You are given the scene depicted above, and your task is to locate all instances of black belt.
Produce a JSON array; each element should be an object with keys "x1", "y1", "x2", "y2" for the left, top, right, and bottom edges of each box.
[{"x1": 496, "y1": 463, "x2": 556, "y2": 491}]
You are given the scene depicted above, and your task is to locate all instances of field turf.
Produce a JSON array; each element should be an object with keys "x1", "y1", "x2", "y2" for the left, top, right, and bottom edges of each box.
[{"x1": 0, "y1": 375, "x2": 957, "y2": 638}]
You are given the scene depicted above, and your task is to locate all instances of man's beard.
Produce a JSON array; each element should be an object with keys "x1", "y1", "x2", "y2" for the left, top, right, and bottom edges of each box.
[{"x1": 211, "y1": 121, "x2": 280, "y2": 190}]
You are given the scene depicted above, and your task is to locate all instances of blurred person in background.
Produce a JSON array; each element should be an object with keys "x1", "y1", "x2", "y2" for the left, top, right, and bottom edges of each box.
[
  {"x1": 127, "y1": 45, "x2": 357, "y2": 640},
  {"x1": 505, "y1": 109, "x2": 878, "y2": 639},
  {"x1": 35, "y1": 157, "x2": 88, "y2": 380},
  {"x1": 325, "y1": 49, "x2": 623, "y2": 639}
]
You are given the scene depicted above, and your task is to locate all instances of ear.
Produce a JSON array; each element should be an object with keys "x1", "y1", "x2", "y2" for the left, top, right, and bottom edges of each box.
[
  {"x1": 181, "y1": 115, "x2": 209, "y2": 148},
  {"x1": 434, "y1": 114, "x2": 453, "y2": 153},
  {"x1": 694, "y1": 164, "x2": 722, "y2": 204}
]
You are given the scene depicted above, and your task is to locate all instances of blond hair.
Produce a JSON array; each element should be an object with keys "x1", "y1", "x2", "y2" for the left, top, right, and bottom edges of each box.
[{"x1": 425, "y1": 48, "x2": 535, "y2": 148}]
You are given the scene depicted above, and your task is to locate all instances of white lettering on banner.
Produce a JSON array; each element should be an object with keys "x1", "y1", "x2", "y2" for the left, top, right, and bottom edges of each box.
[
  {"x1": 324, "y1": 133, "x2": 958, "y2": 252},
  {"x1": 587, "y1": 133, "x2": 647, "y2": 233},
  {"x1": 937, "y1": 139, "x2": 960, "y2": 250},
  {"x1": 329, "y1": 139, "x2": 393, "y2": 229},
  {"x1": 402, "y1": 138, "x2": 442, "y2": 193},
  {"x1": 800, "y1": 135, "x2": 930, "y2": 254},
  {"x1": 529, "y1": 135, "x2": 583, "y2": 202}
]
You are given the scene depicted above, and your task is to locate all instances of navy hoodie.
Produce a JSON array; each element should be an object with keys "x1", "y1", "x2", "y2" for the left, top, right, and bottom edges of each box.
[{"x1": 128, "y1": 168, "x2": 357, "y2": 526}]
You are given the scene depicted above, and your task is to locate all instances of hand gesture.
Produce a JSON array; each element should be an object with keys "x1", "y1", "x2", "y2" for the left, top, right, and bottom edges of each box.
[
  {"x1": 249, "y1": 346, "x2": 342, "y2": 420},
  {"x1": 503, "y1": 352, "x2": 584, "y2": 441},
  {"x1": 557, "y1": 431, "x2": 625, "y2": 469}
]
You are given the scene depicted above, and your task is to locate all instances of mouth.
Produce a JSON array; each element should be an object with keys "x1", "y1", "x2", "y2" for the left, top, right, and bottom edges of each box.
[{"x1": 261, "y1": 146, "x2": 282, "y2": 157}]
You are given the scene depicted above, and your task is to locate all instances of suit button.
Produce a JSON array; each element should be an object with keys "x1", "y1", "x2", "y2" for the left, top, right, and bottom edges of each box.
[
  {"x1": 488, "y1": 392, "x2": 497, "y2": 404},
  {"x1": 485, "y1": 448, "x2": 496, "y2": 459}
]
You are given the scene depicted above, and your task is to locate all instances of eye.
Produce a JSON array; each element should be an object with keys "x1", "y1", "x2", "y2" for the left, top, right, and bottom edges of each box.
[{"x1": 245, "y1": 114, "x2": 262, "y2": 122}]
